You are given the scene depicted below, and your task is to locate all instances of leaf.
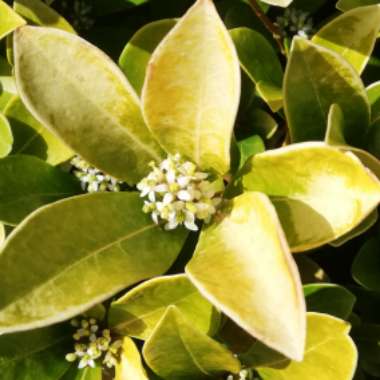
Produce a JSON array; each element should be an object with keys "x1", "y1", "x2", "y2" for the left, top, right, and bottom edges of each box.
[
  {"x1": 186, "y1": 192, "x2": 306, "y2": 361},
  {"x1": 330, "y1": 209, "x2": 378, "y2": 247},
  {"x1": 336, "y1": 0, "x2": 379, "y2": 11},
  {"x1": 234, "y1": 142, "x2": 380, "y2": 251},
  {"x1": 0, "y1": 223, "x2": 5, "y2": 246},
  {"x1": 352, "y1": 237, "x2": 380, "y2": 292},
  {"x1": 325, "y1": 104, "x2": 380, "y2": 179},
  {"x1": 4, "y1": 97, "x2": 73, "y2": 165},
  {"x1": 230, "y1": 27, "x2": 283, "y2": 112},
  {"x1": 0, "y1": 113, "x2": 13, "y2": 158},
  {"x1": 0, "y1": 325, "x2": 71, "y2": 380},
  {"x1": 237, "y1": 135, "x2": 265, "y2": 170},
  {"x1": 260, "y1": 0, "x2": 293, "y2": 7},
  {"x1": 142, "y1": 0, "x2": 241, "y2": 175},
  {"x1": 14, "y1": 26, "x2": 164, "y2": 184},
  {"x1": 0, "y1": 155, "x2": 81, "y2": 225},
  {"x1": 143, "y1": 306, "x2": 241, "y2": 379},
  {"x1": 61, "y1": 367, "x2": 102, "y2": 380},
  {"x1": 0, "y1": 0, "x2": 26, "y2": 40},
  {"x1": 304, "y1": 283, "x2": 356, "y2": 319},
  {"x1": 13, "y1": 0, "x2": 75, "y2": 33},
  {"x1": 258, "y1": 313, "x2": 358, "y2": 380},
  {"x1": 119, "y1": 19, "x2": 176, "y2": 95},
  {"x1": 367, "y1": 81, "x2": 380, "y2": 122},
  {"x1": 109, "y1": 274, "x2": 220, "y2": 340},
  {"x1": 312, "y1": 5, "x2": 380, "y2": 74},
  {"x1": 284, "y1": 37, "x2": 370, "y2": 146},
  {"x1": 0, "y1": 192, "x2": 187, "y2": 334},
  {"x1": 115, "y1": 337, "x2": 149, "y2": 380}
]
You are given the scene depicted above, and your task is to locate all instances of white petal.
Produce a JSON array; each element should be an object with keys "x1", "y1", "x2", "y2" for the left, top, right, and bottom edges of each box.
[
  {"x1": 163, "y1": 193, "x2": 174, "y2": 204},
  {"x1": 177, "y1": 176, "x2": 190, "y2": 187},
  {"x1": 154, "y1": 184, "x2": 169, "y2": 193},
  {"x1": 148, "y1": 191, "x2": 156, "y2": 202},
  {"x1": 166, "y1": 170, "x2": 176, "y2": 184},
  {"x1": 177, "y1": 190, "x2": 192, "y2": 201}
]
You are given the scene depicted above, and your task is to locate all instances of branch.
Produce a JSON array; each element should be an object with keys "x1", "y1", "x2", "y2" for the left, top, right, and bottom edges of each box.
[{"x1": 248, "y1": 0, "x2": 285, "y2": 55}]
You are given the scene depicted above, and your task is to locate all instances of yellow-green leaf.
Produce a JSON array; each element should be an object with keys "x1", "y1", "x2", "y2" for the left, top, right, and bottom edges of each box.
[
  {"x1": 235, "y1": 143, "x2": 380, "y2": 252},
  {"x1": 143, "y1": 306, "x2": 241, "y2": 379},
  {"x1": 14, "y1": 26, "x2": 164, "y2": 184},
  {"x1": 312, "y1": 5, "x2": 380, "y2": 74},
  {"x1": 0, "y1": 113, "x2": 13, "y2": 158},
  {"x1": 0, "y1": 0, "x2": 26, "y2": 40},
  {"x1": 109, "y1": 274, "x2": 220, "y2": 340},
  {"x1": 0, "y1": 192, "x2": 187, "y2": 334},
  {"x1": 258, "y1": 313, "x2": 358, "y2": 380},
  {"x1": 142, "y1": 0, "x2": 241, "y2": 175},
  {"x1": 284, "y1": 37, "x2": 370, "y2": 145},
  {"x1": 337, "y1": 0, "x2": 379, "y2": 11},
  {"x1": 230, "y1": 27, "x2": 283, "y2": 112},
  {"x1": 119, "y1": 19, "x2": 176, "y2": 95},
  {"x1": 4, "y1": 97, "x2": 73, "y2": 165},
  {"x1": 115, "y1": 337, "x2": 149, "y2": 380},
  {"x1": 367, "y1": 81, "x2": 380, "y2": 122},
  {"x1": 0, "y1": 223, "x2": 4, "y2": 246},
  {"x1": 186, "y1": 192, "x2": 306, "y2": 361},
  {"x1": 14, "y1": 0, "x2": 75, "y2": 34}
]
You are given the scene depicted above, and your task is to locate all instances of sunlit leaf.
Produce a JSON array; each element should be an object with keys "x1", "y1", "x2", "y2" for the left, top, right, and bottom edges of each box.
[
  {"x1": 258, "y1": 313, "x2": 358, "y2": 380},
  {"x1": 186, "y1": 192, "x2": 306, "y2": 361},
  {"x1": 14, "y1": 26, "x2": 164, "y2": 184},
  {"x1": 143, "y1": 306, "x2": 241, "y2": 379},
  {"x1": 109, "y1": 274, "x2": 220, "y2": 340},
  {"x1": 142, "y1": 0, "x2": 241, "y2": 175},
  {"x1": 312, "y1": 5, "x2": 380, "y2": 74},
  {"x1": 336, "y1": 0, "x2": 379, "y2": 11},
  {"x1": 14, "y1": 0, "x2": 76, "y2": 33},
  {"x1": 235, "y1": 143, "x2": 380, "y2": 251},
  {"x1": 115, "y1": 337, "x2": 149, "y2": 380},
  {"x1": 0, "y1": 192, "x2": 187, "y2": 334},
  {"x1": 367, "y1": 81, "x2": 380, "y2": 122},
  {"x1": 0, "y1": 0, "x2": 26, "y2": 40},
  {"x1": 0, "y1": 113, "x2": 13, "y2": 158}
]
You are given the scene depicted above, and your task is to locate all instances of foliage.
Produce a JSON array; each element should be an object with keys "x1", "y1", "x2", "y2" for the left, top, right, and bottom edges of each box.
[{"x1": 0, "y1": 0, "x2": 379, "y2": 379}]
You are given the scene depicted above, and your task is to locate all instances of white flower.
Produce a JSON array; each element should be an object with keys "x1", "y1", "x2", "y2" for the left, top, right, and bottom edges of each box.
[
  {"x1": 137, "y1": 154, "x2": 224, "y2": 231},
  {"x1": 71, "y1": 156, "x2": 124, "y2": 193},
  {"x1": 65, "y1": 317, "x2": 122, "y2": 370}
]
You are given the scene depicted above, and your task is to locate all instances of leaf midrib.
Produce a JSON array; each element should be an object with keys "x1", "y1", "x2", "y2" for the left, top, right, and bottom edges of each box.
[{"x1": 0, "y1": 223, "x2": 157, "y2": 314}]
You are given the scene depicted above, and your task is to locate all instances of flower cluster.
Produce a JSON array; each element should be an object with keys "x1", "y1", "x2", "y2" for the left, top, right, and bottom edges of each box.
[
  {"x1": 65, "y1": 317, "x2": 122, "y2": 369},
  {"x1": 71, "y1": 156, "x2": 123, "y2": 193},
  {"x1": 276, "y1": 8, "x2": 314, "y2": 39},
  {"x1": 137, "y1": 154, "x2": 224, "y2": 231}
]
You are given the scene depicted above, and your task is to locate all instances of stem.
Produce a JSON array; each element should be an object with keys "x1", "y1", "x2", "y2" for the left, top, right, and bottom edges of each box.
[{"x1": 248, "y1": 0, "x2": 285, "y2": 55}]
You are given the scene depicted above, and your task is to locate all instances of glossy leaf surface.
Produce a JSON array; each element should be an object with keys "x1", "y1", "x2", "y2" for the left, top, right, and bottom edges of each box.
[
  {"x1": 186, "y1": 192, "x2": 306, "y2": 361},
  {"x1": 109, "y1": 274, "x2": 220, "y2": 340},
  {"x1": 142, "y1": 0, "x2": 240, "y2": 174},
  {"x1": 0, "y1": 192, "x2": 187, "y2": 333},
  {"x1": 143, "y1": 306, "x2": 241, "y2": 379},
  {"x1": 235, "y1": 143, "x2": 380, "y2": 251},
  {"x1": 258, "y1": 313, "x2": 358, "y2": 380},
  {"x1": 14, "y1": 26, "x2": 163, "y2": 183},
  {"x1": 0, "y1": 0, "x2": 26, "y2": 40},
  {"x1": 312, "y1": 5, "x2": 380, "y2": 74}
]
